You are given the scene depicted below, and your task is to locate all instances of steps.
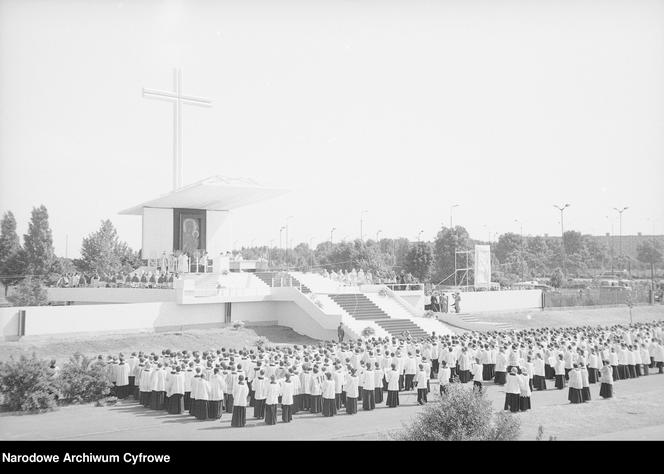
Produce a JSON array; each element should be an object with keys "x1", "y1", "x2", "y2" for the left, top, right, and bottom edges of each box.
[
  {"x1": 328, "y1": 293, "x2": 429, "y2": 338},
  {"x1": 254, "y1": 272, "x2": 311, "y2": 294}
]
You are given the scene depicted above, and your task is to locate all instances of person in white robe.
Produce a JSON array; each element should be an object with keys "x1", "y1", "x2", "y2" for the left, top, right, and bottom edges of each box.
[
  {"x1": 264, "y1": 375, "x2": 281, "y2": 425},
  {"x1": 438, "y1": 361, "x2": 451, "y2": 396},
  {"x1": 115, "y1": 358, "x2": 130, "y2": 399},
  {"x1": 518, "y1": 368, "x2": 531, "y2": 411},
  {"x1": 373, "y1": 362, "x2": 384, "y2": 404},
  {"x1": 599, "y1": 360, "x2": 614, "y2": 399},
  {"x1": 471, "y1": 358, "x2": 483, "y2": 394},
  {"x1": 231, "y1": 375, "x2": 249, "y2": 427},
  {"x1": 149, "y1": 363, "x2": 166, "y2": 410},
  {"x1": 385, "y1": 364, "x2": 400, "y2": 408},
  {"x1": 504, "y1": 367, "x2": 521, "y2": 412},
  {"x1": 253, "y1": 371, "x2": 267, "y2": 419},
  {"x1": 579, "y1": 362, "x2": 591, "y2": 402},
  {"x1": 322, "y1": 372, "x2": 337, "y2": 417},
  {"x1": 568, "y1": 364, "x2": 583, "y2": 404},
  {"x1": 168, "y1": 366, "x2": 185, "y2": 414},
  {"x1": 345, "y1": 368, "x2": 360, "y2": 414},
  {"x1": 280, "y1": 373, "x2": 295, "y2": 422},
  {"x1": 208, "y1": 368, "x2": 225, "y2": 419}
]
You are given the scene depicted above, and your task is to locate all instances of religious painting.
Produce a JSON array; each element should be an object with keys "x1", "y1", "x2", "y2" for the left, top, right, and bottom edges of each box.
[{"x1": 173, "y1": 209, "x2": 206, "y2": 257}]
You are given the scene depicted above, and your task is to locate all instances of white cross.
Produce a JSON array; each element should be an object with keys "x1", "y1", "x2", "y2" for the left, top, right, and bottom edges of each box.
[{"x1": 143, "y1": 68, "x2": 212, "y2": 190}]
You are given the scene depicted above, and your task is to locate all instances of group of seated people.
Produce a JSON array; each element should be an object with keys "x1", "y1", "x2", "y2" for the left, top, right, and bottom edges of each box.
[
  {"x1": 54, "y1": 271, "x2": 178, "y2": 289},
  {"x1": 320, "y1": 268, "x2": 420, "y2": 289}
]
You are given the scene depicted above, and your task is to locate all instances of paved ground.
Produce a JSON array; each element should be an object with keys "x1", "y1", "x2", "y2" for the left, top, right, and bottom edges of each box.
[{"x1": 1, "y1": 369, "x2": 662, "y2": 441}]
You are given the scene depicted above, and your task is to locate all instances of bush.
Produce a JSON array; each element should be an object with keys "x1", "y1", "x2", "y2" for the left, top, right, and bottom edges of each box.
[
  {"x1": 394, "y1": 383, "x2": 520, "y2": 441},
  {"x1": 0, "y1": 353, "x2": 59, "y2": 412},
  {"x1": 57, "y1": 353, "x2": 113, "y2": 404},
  {"x1": 362, "y1": 326, "x2": 375, "y2": 338},
  {"x1": 7, "y1": 276, "x2": 49, "y2": 306},
  {"x1": 232, "y1": 320, "x2": 245, "y2": 330}
]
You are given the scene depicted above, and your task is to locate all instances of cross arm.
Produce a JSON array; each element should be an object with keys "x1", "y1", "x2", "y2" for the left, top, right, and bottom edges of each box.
[{"x1": 142, "y1": 88, "x2": 213, "y2": 107}]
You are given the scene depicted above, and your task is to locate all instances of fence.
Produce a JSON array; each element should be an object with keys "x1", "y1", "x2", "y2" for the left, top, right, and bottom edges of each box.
[{"x1": 543, "y1": 287, "x2": 652, "y2": 308}]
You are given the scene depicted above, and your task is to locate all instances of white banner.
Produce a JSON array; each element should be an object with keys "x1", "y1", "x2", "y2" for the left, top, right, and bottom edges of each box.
[{"x1": 474, "y1": 245, "x2": 491, "y2": 287}]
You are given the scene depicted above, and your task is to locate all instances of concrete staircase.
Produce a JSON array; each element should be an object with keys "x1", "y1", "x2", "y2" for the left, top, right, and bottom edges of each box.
[
  {"x1": 328, "y1": 293, "x2": 429, "y2": 338},
  {"x1": 364, "y1": 292, "x2": 454, "y2": 336},
  {"x1": 254, "y1": 272, "x2": 311, "y2": 293}
]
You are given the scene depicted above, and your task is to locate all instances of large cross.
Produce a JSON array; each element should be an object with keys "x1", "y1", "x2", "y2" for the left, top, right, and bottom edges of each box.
[{"x1": 143, "y1": 68, "x2": 212, "y2": 190}]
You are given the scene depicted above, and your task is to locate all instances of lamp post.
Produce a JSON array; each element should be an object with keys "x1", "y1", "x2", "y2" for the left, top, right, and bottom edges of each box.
[
  {"x1": 360, "y1": 210, "x2": 368, "y2": 241},
  {"x1": 553, "y1": 203, "x2": 571, "y2": 276},
  {"x1": 514, "y1": 219, "x2": 524, "y2": 282},
  {"x1": 450, "y1": 204, "x2": 460, "y2": 228},
  {"x1": 376, "y1": 230, "x2": 382, "y2": 242},
  {"x1": 330, "y1": 227, "x2": 336, "y2": 243},
  {"x1": 285, "y1": 216, "x2": 293, "y2": 250},
  {"x1": 613, "y1": 207, "x2": 628, "y2": 262},
  {"x1": 279, "y1": 226, "x2": 286, "y2": 249},
  {"x1": 417, "y1": 230, "x2": 424, "y2": 242}
]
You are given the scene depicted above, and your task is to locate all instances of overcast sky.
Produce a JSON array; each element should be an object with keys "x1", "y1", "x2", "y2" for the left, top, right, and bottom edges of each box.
[{"x1": 1, "y1": 0, "x2": 663, "y2": 258}]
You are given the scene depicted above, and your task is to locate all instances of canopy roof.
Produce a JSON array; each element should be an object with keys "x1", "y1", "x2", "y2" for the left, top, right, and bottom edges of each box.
[{"x1": 119, "y1": 175, "x2": 289, "y2": 215}]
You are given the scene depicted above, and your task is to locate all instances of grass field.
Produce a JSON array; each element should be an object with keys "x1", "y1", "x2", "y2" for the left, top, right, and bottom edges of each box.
[{"x1": 0, "y1": 325, "x2": 318, "y2": 365}]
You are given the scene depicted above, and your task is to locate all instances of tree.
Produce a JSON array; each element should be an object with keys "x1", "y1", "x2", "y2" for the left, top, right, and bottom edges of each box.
[
  {"x1": 405, "y1": 242, "x2": 434, "y2": 282},
  {"x1": 6, "y1": 276, "x2": 48, "y2": 306},
  {"x1": 550, "y1": 268, "x2": 564, "y2": 289},
  {"x1": 80, "y1": 220, "x2": 139, "y2": 276},
  {"x1": 0, "y1": 211, "x2": 25, "y2": 295},
  {"x1": 23, "y1": 205, "x2": 55, "y2": 277},
  {"x1": 395, "y1": 383, "x2": 520, "y2": 440},
  {"x1": 494, "y1": 232, "x2": 523, "y2": 264},
  {"x1": 0, "y1": 354, "x2": 59, "y2": 411},
  {"x1": 1, "y1": 249, "x2": 29, "y2": 296},
  {"x1": 433, "y1": 226, "x2": 472, "y2": 283},
  {"x1": 636, "y1": 239, "x2": 663, "y2": 268}
]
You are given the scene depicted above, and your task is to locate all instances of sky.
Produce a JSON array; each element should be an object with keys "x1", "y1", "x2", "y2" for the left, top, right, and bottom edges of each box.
[{"x1": 1, "y1": 0, "x2": 663, "y2": 258}]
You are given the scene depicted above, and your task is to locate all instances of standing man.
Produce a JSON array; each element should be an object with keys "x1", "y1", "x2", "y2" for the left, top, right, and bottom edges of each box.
[
  {"x1": 338, "y1": 323, "x2": 345, "y2": 343},
  {"x1": 264, "y1": 375, "x2": 280, "y2": 425}
]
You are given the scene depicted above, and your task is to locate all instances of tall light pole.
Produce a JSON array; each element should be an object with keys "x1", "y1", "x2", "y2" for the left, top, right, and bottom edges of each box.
[
  {"x1": 376, "y1": 230, "x2": 382, "y2": 242},
  {"x1": 417, "y1": 230, "x2": 424, "y2": 242},
  {"x1": 285, "y1": 216, "x2": 294, "y2": 250},
  {"x1": 279, "y1": 226, "x2": 286, "y2": 249},
  {"x1": 360, "y1": 210, "x2": 368, "y2": 241},
  {"x1": 613, "y1": 206, "x2": 628, "y2": 260},
  {"x1": 605, "y1": 215, "x2": 614, "y2": 273},
  {"x1": 554, "y1": 203, "x2": 571, "y2": 276},
  {"x1": 514, "y1": 219, "x2": 524, "y2": 281},
  {"x1": 450, "y1": 204, "x2": 460, "y2": 228},
  {"x1": 330, "y1": 227, "x2": 336, "y2": 243}
]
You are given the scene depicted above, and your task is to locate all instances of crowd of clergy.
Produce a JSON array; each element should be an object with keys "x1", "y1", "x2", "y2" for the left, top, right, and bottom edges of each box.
[{"x1": 99, "y1": 320, "x2": 664, "y2": 426}]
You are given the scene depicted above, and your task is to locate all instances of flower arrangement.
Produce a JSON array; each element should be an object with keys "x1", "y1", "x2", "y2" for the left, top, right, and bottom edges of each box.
[
  {"x1": 423, "y1": 310, "x2": 436, "y2": 319},
  {"x1": 232, "y1": 320, "x2": 245, "y2": 330},
  {"x1": 310, "y1": 294, "x2": 324, "y2": 309},
  {"x1": 378, "y1": 288, "x2": 388, "y2": 297},
  {"x1": 362, "y1": 326, "x2": 376, "y2": 338}
]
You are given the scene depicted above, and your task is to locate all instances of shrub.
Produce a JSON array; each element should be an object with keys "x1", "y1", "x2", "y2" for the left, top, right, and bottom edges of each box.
[
  {"x1": 0, "y1": 353, "x2": 59, "y2": 412},
  {"x1": 256, "y1": 336, "x2": 269, "y2": 349},
  {"x1": 232, "y1": 320, "x2": 245, "y2": 330},
  {"x1": 57, "y1": 352, "x2": 113, "y2": 404},
  {"x1": 7, "y1": 276, "x2": 48, "y2": 306},
  {"x1": 394, "y1": 383, "x2": 521, "y2": 441},
  {"x1": 362, "y1": 326, "x2": 375, "y2": 338}
]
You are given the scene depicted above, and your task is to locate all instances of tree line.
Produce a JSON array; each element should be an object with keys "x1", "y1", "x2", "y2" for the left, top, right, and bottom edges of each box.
[{"x1": 0, "y1": 206, "x2": 661, "y2": 305}]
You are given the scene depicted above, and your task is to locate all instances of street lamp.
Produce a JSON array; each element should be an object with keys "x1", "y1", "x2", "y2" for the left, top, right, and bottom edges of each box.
[
  {"x1": 376, "y1": 230, "x2": 382, "y2": 242},
  {"x1": 514, "y1": 219, "x2": 524, "y2": 282},
  {"x1": 330, "y1": 227, "x2": 336, "y2": 243},
  {"x1": 417, "y1": 230, "x2": 424, "y2": 242},
  {"x1": 613, "y1": 206, "x2": 628, "y2": 259},
  {"x1": 285, "y1": 216, "x2": 294, "y2": 250},
  {"x1": 279, "y1": 226, "x2": 286, "y2": 249},
  {"x1": 360, "y1": 210, "x2": 368, "y2": 241},
  {"x1": 553, "y1": 203, "x2": 571, "y2": 276},
  {"x1": 450, "y1": 204, "x2": 460, "y2": 228}
]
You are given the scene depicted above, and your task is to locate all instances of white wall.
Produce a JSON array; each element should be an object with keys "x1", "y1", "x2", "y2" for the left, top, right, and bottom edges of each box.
[
  {"x1": 206, "y1": 210, "x2": 232, "y2": 255},
  {"x1": 48, "y1": 288, "x2": 176, "y2": 304},
  {"x1": 142, "y1": 207, "x2": 173, "y2": 258},
  {"x1": 457, "y1": 290, "x2": 542, "y2": 313}
]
